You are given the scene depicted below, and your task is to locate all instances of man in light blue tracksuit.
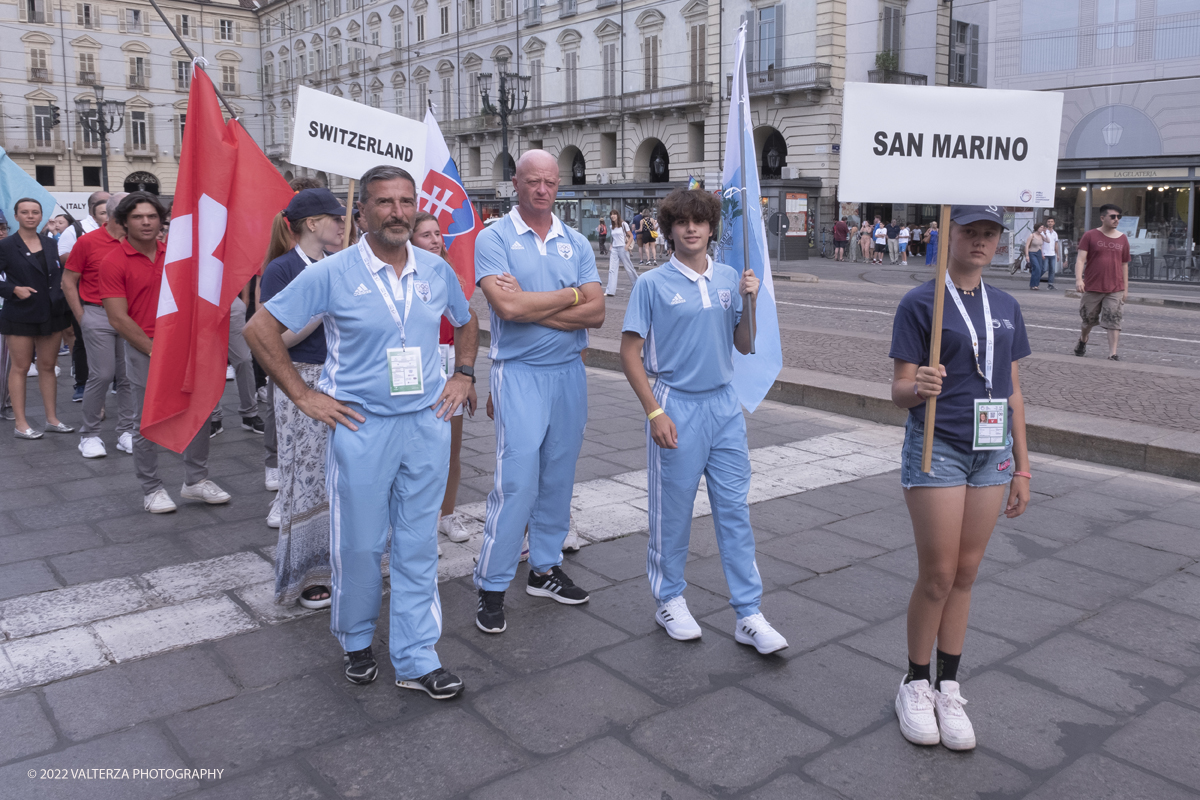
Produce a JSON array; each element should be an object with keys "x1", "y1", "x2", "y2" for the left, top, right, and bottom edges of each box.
[
  {"x1": 619, "y1": 188, "x2": 788, "y2": 654},
  {"x1": 246, "y1": 166, "x2": 479, "y2": 699},
  {"x1": 472, "y1": 150, "x2": 606, "y2": 634}
]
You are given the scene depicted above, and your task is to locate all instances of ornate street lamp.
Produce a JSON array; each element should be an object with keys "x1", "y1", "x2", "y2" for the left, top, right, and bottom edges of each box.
[
  {"x1": 75, "y1": 84, "x2": 125, "y2": 192},
  {"x1": 478, "y1": 70, "x2": 530, "y2": 183}
]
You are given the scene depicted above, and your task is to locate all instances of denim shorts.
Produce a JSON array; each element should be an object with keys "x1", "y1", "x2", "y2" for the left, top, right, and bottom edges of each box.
[{"x1": 900, "y1": 417, "x2": 1014, "y2": 489}]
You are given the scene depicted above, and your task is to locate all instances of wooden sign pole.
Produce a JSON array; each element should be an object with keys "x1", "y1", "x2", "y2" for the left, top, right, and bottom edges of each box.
[
  {"x1": 342, "y1": 178, "x2": 356, "y2": 250},
  {"x1": 921, "y1": 204, "x2": 953, "y2": 474}
]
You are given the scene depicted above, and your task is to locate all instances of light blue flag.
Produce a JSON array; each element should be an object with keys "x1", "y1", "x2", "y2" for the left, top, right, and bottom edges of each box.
[
  {"x1": 0, "y1": 146, "x2": 55, "y2": 232},
  {"x1": 717, "y1": 23, "x2": 783, "y2": 412}
]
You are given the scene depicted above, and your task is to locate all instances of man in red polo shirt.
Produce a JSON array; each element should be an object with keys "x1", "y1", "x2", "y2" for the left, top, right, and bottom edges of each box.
[
  {"x1": 100, "y1": 192, "x2": 231, "y2": 514},
  {"x1": 1073, "y1": 203, "x2": 1131, "y2": 361},
  {"x1": 63, "y1": 192, "x2": 138, "y2": 459}
]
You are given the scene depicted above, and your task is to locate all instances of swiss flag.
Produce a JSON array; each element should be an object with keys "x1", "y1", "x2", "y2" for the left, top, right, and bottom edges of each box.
[
  {"x1": 140, "y1": 66, "x2": 293, "y2": 452},
  {"x1": 420, "y1": 109, "x2": 480, "y2": 300}
]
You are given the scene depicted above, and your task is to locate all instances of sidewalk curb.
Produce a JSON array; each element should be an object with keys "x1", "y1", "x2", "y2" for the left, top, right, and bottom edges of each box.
[
  {"x1": 476, "y1": 327, "x2": 1198, "y2": 481},
  {"x1": 773, "y1": 273, "x2": 820, "y2": 283}
]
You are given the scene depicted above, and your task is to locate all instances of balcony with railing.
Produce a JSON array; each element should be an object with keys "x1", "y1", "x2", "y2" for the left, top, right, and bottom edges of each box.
[
  {"x1": 525, "y1": 2, "x2": 541, "y2": 27},
  {"x1": 559, "y1": 0, "x2": 576, "y2": 18},
  {"x1": 867, "y1": 69, "x2": 927, "y2": 85},
  {"x1": 264, "y1": 142, "x2": 289, "y2": 159},
  {"x1": 128, "y1": 74, "x2": 149, "y2": 89},
  {"x1": 747, "y1": 62, "x2": 831, "y2": 98},
  {"x1": 29, "y1": 67, "x2": 50, "y2": 82},
  {"x1": 520, "y1": 96, "x2": 622, "y2": 126},
  {"x1": 78, "y1": 70, "x2": 97, "y2": 86},
  {"x1": 623, "y1": 81, "x2": 712, "y2": 115}
]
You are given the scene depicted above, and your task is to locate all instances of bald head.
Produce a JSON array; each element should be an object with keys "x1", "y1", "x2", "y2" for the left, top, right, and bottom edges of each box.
[
  {"x1": 513, "y1": 149, "x2": 559, "y2": 219},
  {"x1": 514, "y1": 149, "x2": 556, "y2": 178}
]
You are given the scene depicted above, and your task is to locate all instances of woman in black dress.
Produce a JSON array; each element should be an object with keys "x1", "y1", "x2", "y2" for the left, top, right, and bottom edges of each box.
[{"x1": 0, "y1": 198, "x2": 73, "y2": 438}]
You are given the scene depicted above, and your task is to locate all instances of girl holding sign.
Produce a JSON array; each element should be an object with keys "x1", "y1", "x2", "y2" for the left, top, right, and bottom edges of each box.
[{"x1": 888, "y1": 206, "x2": 1031, "y2": 751}]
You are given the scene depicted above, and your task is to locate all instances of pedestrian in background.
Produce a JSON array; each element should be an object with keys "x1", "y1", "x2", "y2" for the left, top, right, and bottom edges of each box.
[
  {"x1": 1073, "y1": 204, "x2": 1130, "y2": 361},
  {"x1": 259, "y1": 188, "x2": 345, "y2": 607},
  {"x1": 924, "y1": 222, "x2": 939, "y2": 266},
  {"x1": 597, "y1": 220, "x2": 608, "y2": 255},
  {"x1": 898, "y1": 223, "x2": 911, "y2": 266},
  {"x1": 833, "y1": 217, "x2": 849, "y2": 262},
  {"x1": 859, "y1": 222, "x2": 874, "y2": 266},
  {"x1": 911, "y1": 225, "x2": 923, "y2": 260},
  {"x1": 1042, "y1": 216, "x2": 1061, "y2": 290},
  {"x1": 620, "y1": 188, "x2": 788, "y2": 654},
  {"x1": 887, "y1": 219, "x2": 901, "y2": 264},
  {"x1": 873, "y1": 221, "x2": 888, "y2": 264},
  {"x1": 1024, "y1": 223, "x2": 1046, "y2": 290},
  {"x1": 889, "y1": 205, "x2": 1030, "y2": 753},
  {"x1": 0, "y1": 198, "x2": 73, "y2": 439},
  {"x1": 605, "y1": 209, "x2": 638, "y2": 297}
]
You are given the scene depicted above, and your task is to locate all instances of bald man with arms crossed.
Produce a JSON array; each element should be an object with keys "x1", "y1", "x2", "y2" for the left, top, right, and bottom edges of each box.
[{"x1": 472, "y1": 150, "x2": 606, "y2": 635}]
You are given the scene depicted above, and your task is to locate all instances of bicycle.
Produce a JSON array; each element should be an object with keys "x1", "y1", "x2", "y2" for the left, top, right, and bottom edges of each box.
[{"x1": 819, "y1": 227, "x2": 831, "y2": 258}]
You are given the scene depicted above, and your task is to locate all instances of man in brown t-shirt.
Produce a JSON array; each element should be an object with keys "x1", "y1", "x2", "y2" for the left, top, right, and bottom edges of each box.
[{"x1": 1073, "y1": 203, "x2": 1130, "y2": 361}]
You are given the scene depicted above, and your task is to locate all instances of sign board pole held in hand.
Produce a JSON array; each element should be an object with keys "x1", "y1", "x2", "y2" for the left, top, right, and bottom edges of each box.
[
  {"x1": 342, "y1": 179, "x2": 356, "y2": 250},
  {"x1": 837, "y1": 82, "x2": 1062, "y2": 472}
]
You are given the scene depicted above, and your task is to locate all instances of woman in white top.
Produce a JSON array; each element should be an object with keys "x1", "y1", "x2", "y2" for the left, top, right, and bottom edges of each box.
[
  {"x1": 898, "y1": 225, "x2": 911, "y2": 266},
  {"x1": 605, "y1": 209, "x2": 639, "y2": 296}
]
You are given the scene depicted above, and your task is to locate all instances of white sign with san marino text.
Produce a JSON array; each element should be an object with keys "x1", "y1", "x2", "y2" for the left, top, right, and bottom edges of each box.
[
  {"x1": 838, "y1": 82, "x2": 1063, "y2": 208},
  {"x1": 289, "y1": 85, "x2": 426, "y2": 182}
]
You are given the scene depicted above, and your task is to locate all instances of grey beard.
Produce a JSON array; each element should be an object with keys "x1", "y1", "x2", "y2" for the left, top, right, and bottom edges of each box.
[{"x1": 374, "y1": 223, "x2": 411, "y2": 248}]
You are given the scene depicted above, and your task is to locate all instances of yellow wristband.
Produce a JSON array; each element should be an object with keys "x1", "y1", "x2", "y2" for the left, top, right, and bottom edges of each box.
[
  {"x1": 570, "y1": 287, "x2": 580, "y2": 306},
  {"x1": 647, "y1": 408, "x2": 665, "y2": 421}
]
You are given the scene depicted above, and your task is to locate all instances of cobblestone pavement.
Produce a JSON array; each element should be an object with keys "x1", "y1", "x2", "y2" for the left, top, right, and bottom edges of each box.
[
  {"x1": 578, "y1": 258, "x2": 1200, "y2": 432},
  {"x1": 1, "y1": 367, "x2": 1199, "y2": 799}
]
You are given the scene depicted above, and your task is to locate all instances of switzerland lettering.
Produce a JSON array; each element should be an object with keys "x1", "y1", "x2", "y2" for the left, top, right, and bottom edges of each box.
[{"x1": 306, "y1": 121, "x2": 416, "y2": 162}]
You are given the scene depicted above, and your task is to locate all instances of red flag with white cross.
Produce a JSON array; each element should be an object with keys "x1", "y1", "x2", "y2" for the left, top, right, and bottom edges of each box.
[{"x1": 140, "y1": 65, "x2": 293, "y2": 452}]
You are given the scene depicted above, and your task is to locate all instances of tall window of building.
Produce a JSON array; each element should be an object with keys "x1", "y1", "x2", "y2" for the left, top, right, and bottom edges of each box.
[
  {"x1": 370, "y1": 91, "x2": 380, "y2": 108},
  {"x1": 642, "y1": 35, "x2": 658, "y2": 90},
  {"x1": 34, "y1": 105, "x2": 55, "y2": 145},
  {"x1": 79, "y1": 107, "x2": 99, "y2": 147},
  {"x1": 129, "y1": 56, "x2": 147, "y2": 87},
  {"x1": 29, "y1": 48, "x2": 49, "y2": 81},
  {"x1": 494, "y1": 0, "x2": 511, "y2": 20},
  {"x1": 529, "y1": 59, "x2": 542, "y2": 105},
  {"x1": 394, "y1": 87, "x2": 404, "y2": 113},
  {"x1": 565, "y1": 51, "x2": 578, "y2": 101},
  {"x1": 219, "y1": 18, "x2": 235, "y2": 41},
  {"x1": 77, "y1": 3, "x2": 96, "y2": 27},
  {"x1": 881, "y1": 5, "x2": 901, "y2": 59},
  {"x1": 441, "y1": 75, "x2": 451, "y2": 116},
  {"x1": 393, "y1": 23, "x2": 402, "y2": 49},
  {"x1": 130, "y1": 110, "x2": 148, "y2": 149},
  {"x1": 602, "y1": 43, "x2": 617, "y2": 96},
  {"x1": 222, "y1": 65, "x2": 237, "y2": 93},
  {"x1": 950, "y1": 21, "x2": 979, "y2": 84},
  {"x1": 78, "y1": 53, "x2": 96, "y2": 84},
  {"x1": 125, "y1": 8, "x2": 145, "y2": 31},
  {"x1": 416, "y1": 81, "x2": 427, "y2": 114},
  {"x1": 467, "y1": 71, "x2": 480, "y2": 113},
  {"x1": 333, "y1": 43, "x2": 342, "y2": 65},
  {"x1": 177, "y1": 59, "x2": 191, "y2": 89},
  {"x1": 439, "y1": 5, "x2": 449, "y2": 35},
  {"x1": 689, "y1": 24, "x2": 706, "y2": 84},
  {"x1": 416, "y1": 14, "x2": 425, "y2": 41},
  {"x1": 1096, "y1": 0, "x2": 1135, "y2": 50}
]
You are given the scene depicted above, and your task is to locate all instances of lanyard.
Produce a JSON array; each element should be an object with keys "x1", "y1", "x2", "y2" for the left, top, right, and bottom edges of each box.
[
  {"x1": 360, "y1": 237, "x2": 416, "y2": 349},
  {"x1": 944, "y1": 272, "x2": 994, "y2": 398},
  {"x1": 294, "y1": 245, "x2": 315, "y2": 266}
]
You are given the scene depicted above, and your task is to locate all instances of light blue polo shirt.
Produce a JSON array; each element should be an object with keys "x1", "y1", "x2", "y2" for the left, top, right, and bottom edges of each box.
[
  {"x1": 475, "y1": 207, "x2": 600, "y2": 367},
  {"x1": 622, "y1": 255, "x2": 743, "y2": 393},
  {"x1": 266, "y1": 234, "x2": 471, "y2": 417}
]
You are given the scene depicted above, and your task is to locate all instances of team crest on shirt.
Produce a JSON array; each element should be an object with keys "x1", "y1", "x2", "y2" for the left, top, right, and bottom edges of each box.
[
  {"x1": 414, "y1": 280, "x2": 432, "y2": 303},
  {"x1": 557, "y1": 242, "x2": 573, "y2": 260},
  {"x1": 718, "y1": 289, "x2": 732, "y2": 310}
]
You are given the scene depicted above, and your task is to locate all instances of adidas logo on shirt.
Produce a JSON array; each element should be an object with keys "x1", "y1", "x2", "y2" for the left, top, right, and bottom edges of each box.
[
  {"x1": 670, "y1": 293, "x2": 686, "y2": 305},
  {"x1": 353, "y1": 283, "x2": 372, "y2": 296},
  {"x1": 511, "y1": 241, "x2": 525, "y2": 250}
]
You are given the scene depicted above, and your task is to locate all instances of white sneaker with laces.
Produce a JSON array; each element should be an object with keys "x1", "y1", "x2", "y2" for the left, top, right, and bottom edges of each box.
[
  {"x1": 116, "y1": 431, "x2": 133, "y2": 454},
  {"x1": 266, "y1": 496, "x2": 281, "y2": 528},
  {"x1": 79, "y1": 436, "x2": 107, "y2": 459},
  {"x1": 734, "y1": 613, "x2": 788, "y2": 654},
  {"x1": 933, "y1": 681, "x2": 976, "y2": 750},
  {"x1": 655, "y1": 596, "x2": 702, "y2": 641},
  {"x1": 144, "y1": 488, "x2": 178, "y2": 514},
  {"x1": 895, "y1": 677, "x2": 940, "y2": 746},
  {"x1": 438, "y1": 512, "x2": 470, "y2": 542},
  {"x1": 561, "y1": 519, "x2": 584, "y2": 552},
  {"x1": 226, "y1": 365, "x2": 235, "y2": 380},
  {"x1": 180, "y1": 480, "x2": 232, "y2": 505},
  {"x1": 265, "y1": 466, "x2": 281, "y2": 491}
]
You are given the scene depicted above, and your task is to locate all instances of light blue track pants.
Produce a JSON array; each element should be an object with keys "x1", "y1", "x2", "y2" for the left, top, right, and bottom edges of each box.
[
  {"x1": 647, "y1": 382, "x2": 763, "y2": 617},
  {"x1": 474, "y1": 359, "x2": 588, "y2": 592},
  {"x1": 327, "y1": 405, "x2": 449, "y2": 679}
]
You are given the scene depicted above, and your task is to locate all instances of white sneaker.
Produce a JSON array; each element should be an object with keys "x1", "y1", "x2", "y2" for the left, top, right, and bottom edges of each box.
[
  {"x1": 144, "y1": 488, "x2": 177, "y2": 514},
  {"x1": 265, "y1": 466, "x2": 281, "y2": 491},
  {"x1": 116, "y1": 431, "x2": 133, "y2": 454},
  {"x1": 655, "y1": 596, "x2": 702, "y2": 641},
  {"x1": 895, "y1": 677, "x2": 941, "y2": 746},
  {"x1": 257, "y1": 386, "x2": 269, "y2": 404},
  {"x1": 561, "y1": 518, "x2": 584, "y2": 552},
  {"x1": 438, "y1": 542, "x2": 444, "y2": 556},
  {"x1": 78, "y1": 436, "x2": 107, "y2": 459},
  {"x1": 933, "y1": 681, "x2": 976, "y2": 750},
  {"x1": 27, "y1": 364, "x2": 38, "y2": 377},
  {"x1": 734, "y1": 613, "x2": 789, "y2": 654},
  {"x1": 180, "y1": 480, "x2": 232, "y2": 505},
  {"x1": 266, "y1": 496, "x2": 281, "y2": 529},
  {"x1": 226, "y1": 365, "x2": 235, "y2": 380},
  {"x1": 438, "y1": 512, "x2": 470, "y2": 542}
]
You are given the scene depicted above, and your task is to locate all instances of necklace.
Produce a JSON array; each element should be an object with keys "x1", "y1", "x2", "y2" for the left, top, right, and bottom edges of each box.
[{"x1": 958, "y1": 286, "x2": 977, "y2": 297}]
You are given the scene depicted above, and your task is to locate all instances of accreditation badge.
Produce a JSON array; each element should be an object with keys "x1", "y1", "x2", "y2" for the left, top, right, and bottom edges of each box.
[
  {"x1": 972, "y1": 398, "x2": 1008, "y2": 450},
  {"x1": 387, "y1": 347, "x2": 424, "y2": 396},
  {"x1": 438, "y1": 343, "x2": 452, "y2": 377}
]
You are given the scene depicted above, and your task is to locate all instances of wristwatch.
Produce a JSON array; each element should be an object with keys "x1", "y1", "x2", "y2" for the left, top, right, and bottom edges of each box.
[{"x1": 453, "y1": 364, "x2": 476, "y2": 384}]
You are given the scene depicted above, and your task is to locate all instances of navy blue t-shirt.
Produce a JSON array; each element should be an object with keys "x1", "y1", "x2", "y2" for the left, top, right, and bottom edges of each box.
[
  {"x1": 260, "y1": 249, "x2": 327, "y2": 365},
  {"x1": 890, "y1": 279, "x2": 1031, "y2": 453}
]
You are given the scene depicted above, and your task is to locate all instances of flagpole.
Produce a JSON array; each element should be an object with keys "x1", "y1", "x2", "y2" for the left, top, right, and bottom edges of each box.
[
  {"x1": 145, "y1": 0, "x2": 239, "y2": 119},
  {"x1": 343, "y1": 179, "x2": 356, "y2": 249},
  {"x1": 921, "y1": 204, "x2": 952, "y2": 473},
  {"x1": 736, "y1": 30, "x2": 756, "y2": 355}
]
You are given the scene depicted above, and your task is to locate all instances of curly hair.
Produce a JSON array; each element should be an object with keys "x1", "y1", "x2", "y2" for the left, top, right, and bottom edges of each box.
[{"x1": 656, "y1": 189, "x2": 722, "y2": 251}]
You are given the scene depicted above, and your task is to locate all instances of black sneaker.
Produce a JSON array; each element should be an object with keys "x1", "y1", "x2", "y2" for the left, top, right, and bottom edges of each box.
[
  {"x1": 241, "y1": 415, "x2": 265, "y2": 434},
  {"x1": 209, "y1": 420, "x2": 224, "y2": 438},
  {"x1": 476, "y1": 589, "x2": 506, "y2": 634},
  {"x1": 526, "y1": 565, "x2": 589, "y2": 605},
  {"x1": 396, "y1": 667, "x2": 464, "y2": 699},
  {"x1": 343, "y1": 646, "x2": 378, "y2": 685},
  {"x1": 1073, "y1": 339, "x2": 1087, "y2": 357}
]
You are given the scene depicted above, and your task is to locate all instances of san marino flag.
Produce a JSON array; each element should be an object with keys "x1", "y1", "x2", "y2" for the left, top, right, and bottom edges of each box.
[
  {"x1": 420, "y1": 108, "x2": 482, "y2": 299},
  {"x1": 718, "y1": 22, "x2": 783, "y2": 412}
]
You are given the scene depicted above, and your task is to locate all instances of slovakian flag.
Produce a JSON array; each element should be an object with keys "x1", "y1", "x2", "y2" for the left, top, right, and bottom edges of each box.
[
  {"x1": 419, "y1": 108, "x2": 480, "y2": 300},
  {"x1": 141, "y1": 63, "x2": 293, "y2": 452}
]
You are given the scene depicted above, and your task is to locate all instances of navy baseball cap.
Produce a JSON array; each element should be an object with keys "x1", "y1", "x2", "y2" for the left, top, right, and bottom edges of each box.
[
  {"x1": 0, "y1": 210, "x2": 7, "y2": 226},
  {"x1": 283, "y1": 188, "x2": 345, "y2": 221},
  {"x1": 950, "y1": 205, "x2": 1007, "y2": 229}
]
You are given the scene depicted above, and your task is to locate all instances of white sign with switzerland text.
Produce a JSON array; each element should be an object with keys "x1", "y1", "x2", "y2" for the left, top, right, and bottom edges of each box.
[
  {"x1": 290, "y1": 85, "x2": 427, "y2": 181},
  {"x1": 838, "y1": 83, "x2": 1063, "y2": 208}
]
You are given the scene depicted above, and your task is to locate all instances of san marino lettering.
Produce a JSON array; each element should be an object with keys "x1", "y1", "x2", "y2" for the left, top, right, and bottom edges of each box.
[{"x1": 872, "y1": 131, "x2": 1029, "y2": 161}]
